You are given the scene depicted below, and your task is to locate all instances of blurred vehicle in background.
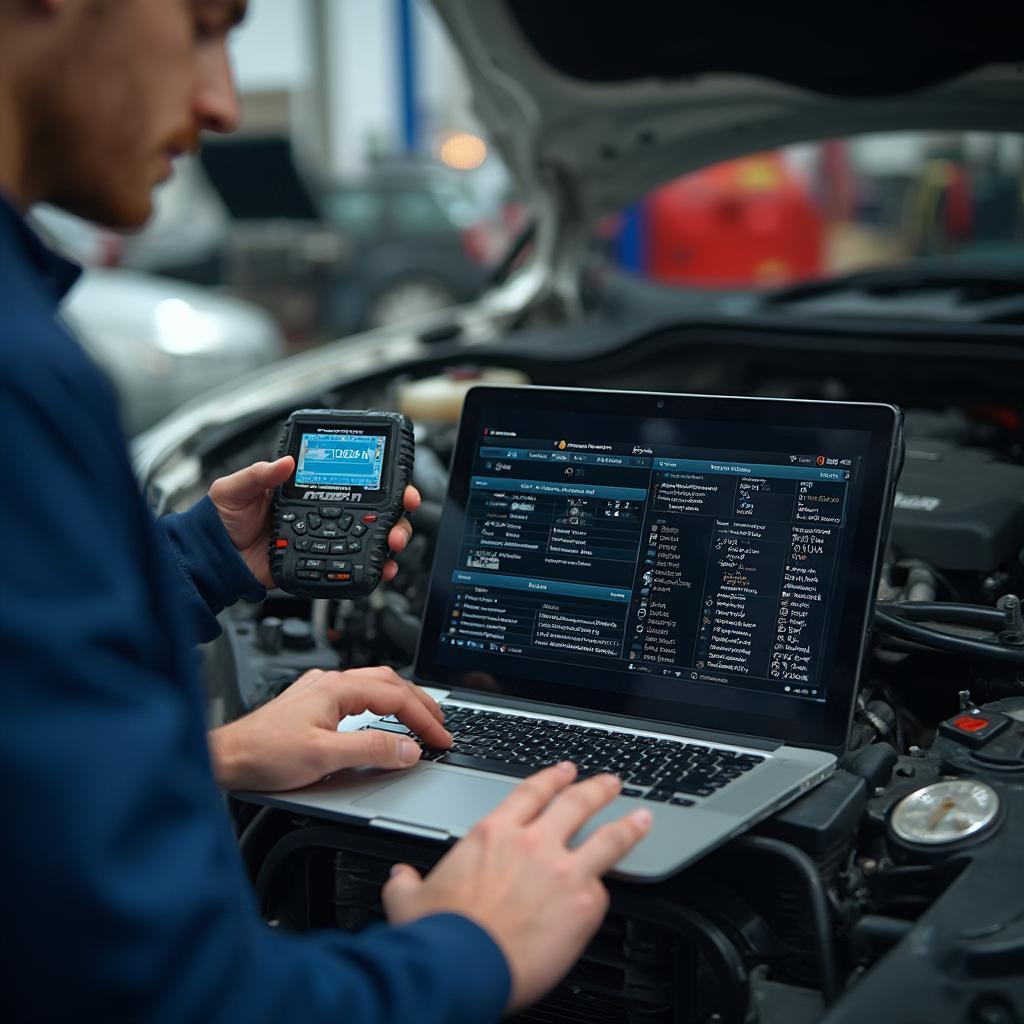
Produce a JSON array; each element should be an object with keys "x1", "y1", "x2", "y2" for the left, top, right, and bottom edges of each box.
[
  {"x1": 123, "y1": 137, "x2": 492, "y2": 342},
  {"x1": 319, "y1": 159, "x2": 493, "y2": 331},
  {"x1": 30, "y1": 205, "x2": 286, "y2": 436},
  {"x1": 61, "y1": 271, "x2": 286, "y2": 436}
]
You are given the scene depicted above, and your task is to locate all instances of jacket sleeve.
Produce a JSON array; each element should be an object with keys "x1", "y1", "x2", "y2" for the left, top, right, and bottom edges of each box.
[
  {"x1": 0, "y1": 342, "x2": 511, "y2": 1024},
  {"x1": 157, "y1": 496, "x2": 267, "y2": 643}
]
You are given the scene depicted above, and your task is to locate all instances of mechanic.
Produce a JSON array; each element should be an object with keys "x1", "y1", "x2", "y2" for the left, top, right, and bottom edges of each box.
[{"x1": 0, "y1": 1, "x2": 651, "y2": 1021}]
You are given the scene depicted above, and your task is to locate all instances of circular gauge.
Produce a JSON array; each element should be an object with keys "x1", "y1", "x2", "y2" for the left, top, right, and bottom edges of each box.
[{"x1": 890, "y1": 780, "x2": 1000, "y2": 847}]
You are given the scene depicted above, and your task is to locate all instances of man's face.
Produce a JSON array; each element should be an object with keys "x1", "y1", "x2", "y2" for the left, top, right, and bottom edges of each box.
[{"x1": 40, "y1": 0, "x2": 245, "y2": 229}]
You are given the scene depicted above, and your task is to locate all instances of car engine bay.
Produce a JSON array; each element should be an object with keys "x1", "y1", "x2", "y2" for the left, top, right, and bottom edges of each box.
[{"x1": 168, "y1": 315, "x2": 1024, "y2": 1023}]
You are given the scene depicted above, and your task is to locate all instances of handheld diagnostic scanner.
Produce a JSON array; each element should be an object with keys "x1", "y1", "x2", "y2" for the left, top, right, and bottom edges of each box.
[{"x1": 269, "y1": 409, "x2": 414, "y2": 598}]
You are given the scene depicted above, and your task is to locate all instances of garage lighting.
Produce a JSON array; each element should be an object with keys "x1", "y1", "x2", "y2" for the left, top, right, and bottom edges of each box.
[{"x1": 438, "y1": 131, "x2": 488, "y2": 171}]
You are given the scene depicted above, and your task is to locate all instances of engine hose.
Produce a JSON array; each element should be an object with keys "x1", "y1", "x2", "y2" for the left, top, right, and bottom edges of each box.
[
  {"x1": 732, "y1": 836, "x2": 839, "y2": 1005},
  {"x1": 878, "y1": 601, "x2": 1007, "y2": 630},
  {"x1": 874, "y1": 607, "x2": 1024, "y2": 668}
]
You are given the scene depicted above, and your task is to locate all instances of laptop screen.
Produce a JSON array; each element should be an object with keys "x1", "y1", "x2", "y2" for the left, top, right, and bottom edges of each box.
[{"x1": 416, "y1": 387, "x2": 902, "y2": 752}]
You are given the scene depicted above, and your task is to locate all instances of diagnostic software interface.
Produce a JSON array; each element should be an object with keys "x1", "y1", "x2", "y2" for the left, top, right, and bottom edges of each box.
[{"x1": 438, "y1": 411, "x2": 869, "y2": 705}]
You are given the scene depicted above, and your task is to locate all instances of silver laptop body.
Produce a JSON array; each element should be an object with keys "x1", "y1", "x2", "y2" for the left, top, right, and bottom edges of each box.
[{"x1": 242, "y1": 387, "x2": 902, "y2": 881}]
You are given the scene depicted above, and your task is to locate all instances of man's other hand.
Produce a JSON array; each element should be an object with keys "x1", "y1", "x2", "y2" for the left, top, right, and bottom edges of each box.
[
  {"x1": 383, "y1": 763, "x2": 652, "y2": 1014},
  {"x1": 208, "y1": 667, "x2": 451, "y2": 792},
  {"x1": 207, "y1": 457, "x2": 421, "y2": 587}
]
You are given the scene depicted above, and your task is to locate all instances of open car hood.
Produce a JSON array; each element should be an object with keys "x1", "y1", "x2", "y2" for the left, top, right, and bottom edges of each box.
[{"x1": 434, "y1": 1, "x2": 1024, "y2": 222}]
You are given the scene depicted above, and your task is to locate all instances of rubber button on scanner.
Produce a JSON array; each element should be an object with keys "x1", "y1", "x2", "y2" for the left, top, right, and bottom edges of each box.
[
  {"x1": 350, "y1": 523, "x2": 368, "y2": 537},
  {"x1": 281, "y1": 512, "x2": 296, "y2": 523},
  {"x1": 297, "y1": 570, "x2": 321, "y2": 580},
  {"x1": 301, "y1": 559, "x2": 324, "y2": 570},
  {"x1": 293, "y1": 537, "x2": 311, "y2": 552},
  {"x1": 319, "y1": 507, "x2": 341, "y2": 519},
  {"x1": 347, "y1": 540, "x2": 362, "y2": 553},
  {"x1": 310, "y1": 541, "x2": 330, "y2": 554},
  {"x1": 328, "y1": 559, "x2": 352, "y2": 572},
  {"x1": 320, "y1": 528, "x2": 341, "y2": 540},
  {"x1": 307, "y1": 514, "x2": 323, "y2": 530},
  {"x1": 329, "y1": 542, "x2": 348, "y2": 554},
  {"x1": 292, "y1": 520, "x2": 307, "y2": 535},
  {"x1": 326, "y1": 573, "x2": 351, "y2": 582}
]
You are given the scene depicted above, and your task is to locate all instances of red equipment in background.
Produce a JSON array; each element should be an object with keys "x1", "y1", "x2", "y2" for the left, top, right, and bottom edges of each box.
[{"x1": 643, "y1": 154, "x2": 824, "y2": 287}]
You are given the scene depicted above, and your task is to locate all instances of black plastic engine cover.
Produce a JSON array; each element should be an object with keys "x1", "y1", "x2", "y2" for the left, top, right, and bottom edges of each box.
[{"x1": 890, "y1": 439, "x2": 1024, "y2": 571}]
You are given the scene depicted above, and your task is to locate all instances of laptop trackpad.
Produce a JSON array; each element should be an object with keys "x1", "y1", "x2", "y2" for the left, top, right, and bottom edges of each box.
[{"x1": 354, "y1": 769, "x2": 517, "y2": 832}]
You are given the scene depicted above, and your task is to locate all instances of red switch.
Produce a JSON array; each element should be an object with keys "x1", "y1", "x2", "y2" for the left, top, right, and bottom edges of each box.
[
  {"x1": 939, "y1": 709, "x2": 1010, "y2": 748},
  {"x1": 362, "y1": 513, "x2": 378, "y2": 524},
  {"x1": 274, "y1": 538, "x2": 288, "y2": 549},
  {"x1": 952, "y1": 714, "x2": 989, "y2": 734}
]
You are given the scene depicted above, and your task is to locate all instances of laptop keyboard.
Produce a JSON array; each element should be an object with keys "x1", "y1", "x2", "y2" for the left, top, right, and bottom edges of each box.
[{"x1": 363, "y1": 704, "x2": 766, "y2": 805}]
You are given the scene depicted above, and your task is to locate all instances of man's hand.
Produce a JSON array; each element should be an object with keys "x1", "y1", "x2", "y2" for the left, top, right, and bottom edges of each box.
[
  {"x1": 207, "y1": 457, "x2": 421, "y2": 587},
  {"x1": 383, "y1": 763, "x2": 652, "y2": 1013},
  {"x1": 208, "y1": 667, "x2": 451, "y2": 791}
]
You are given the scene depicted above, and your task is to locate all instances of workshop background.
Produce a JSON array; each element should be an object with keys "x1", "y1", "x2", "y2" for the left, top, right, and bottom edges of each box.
[{"x1": 31, "y1": 0, "x2": 1024, "y2": 435}]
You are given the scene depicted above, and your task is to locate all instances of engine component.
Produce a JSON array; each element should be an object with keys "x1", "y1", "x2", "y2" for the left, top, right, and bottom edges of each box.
[
  {"x1": 874, "y1": 600, "x2": 1024, "y2": 668},
  {"x1": 256, "y1": 615, "x2": 284, "y2": 654},
  {"x1": 208, "y1": 607, "x2": 339, "y2": 718},
  {"x1": 395, "y1": 367, "x2": 530, "y2": 423},
  {"x1": 888, "y1": 779, "x2": 1001, "y2": 848},
  {"x1": 938, "y1": 707, "x2": 1012, "y2": 748},
  {"x1": 891, "y1": 439, "x2": 1024, "y2": 571},
  {"x1": 934, "y1": 696, "x2": 1024, "y2": 774}
]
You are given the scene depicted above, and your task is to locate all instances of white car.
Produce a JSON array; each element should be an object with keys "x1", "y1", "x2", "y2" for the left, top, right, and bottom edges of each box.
[
  {"x1": 63, "y1": 268, "x2": 285, "y2": 436},
  {"x1": 30, "y1": 205, "x2": 285, "y2": 436}
]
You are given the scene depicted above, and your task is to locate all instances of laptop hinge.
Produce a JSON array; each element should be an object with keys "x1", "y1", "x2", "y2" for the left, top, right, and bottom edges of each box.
[{"x1": 443, "y1": 688, "x2": 782, "y2": 752}]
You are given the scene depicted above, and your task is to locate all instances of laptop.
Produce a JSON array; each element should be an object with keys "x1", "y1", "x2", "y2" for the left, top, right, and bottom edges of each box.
[{"x1": 241, "y1": 386, "x2": 902, "y2": 881}]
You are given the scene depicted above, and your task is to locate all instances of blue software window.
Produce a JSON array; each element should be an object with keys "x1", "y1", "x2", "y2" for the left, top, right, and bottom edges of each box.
[{"x1": 295, "y1": 433, "x2": 386, "y2": 488}]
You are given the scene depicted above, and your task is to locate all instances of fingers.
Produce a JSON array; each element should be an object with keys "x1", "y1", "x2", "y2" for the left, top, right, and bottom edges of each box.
[
  {"x1": 281, "y1": 668, "x2": 324, "y2": 695},
  {"x1": 319, "y1": 727, "x2": 423, "y2": 772},
  {"x1": 210, "y1": 456, "x2": 294, "y2": 507},
  {"x1": 486, "y1": 762, "x2": 578, "y2": 827},
  {"x1": 388, "y1": 516, "x2": 413, "y2": 554},
  {"x1": 402, "y1": 485, "x2": 422, "y2": 513},
  {"x1": 383, "y1": 492, "x2": 419, "y2": 584},
  {"x1": 536, "y1": 773, "x2": 623, "y2": 840},
  {"x1": 381, "y1": 862, "x2": 424, "y2": 924},
  {"x1": 383, "y1": 513, "x2": 414, "y2": 584},
  {"x1": 323, "y1": 668, "x2": 452, "y2": 750},
  {"x1": 407, "y1": 682, "x2": 446, "y2": 727},
  {"x1": 573, "y1": 808, "x2": 653, "y2": 876}
]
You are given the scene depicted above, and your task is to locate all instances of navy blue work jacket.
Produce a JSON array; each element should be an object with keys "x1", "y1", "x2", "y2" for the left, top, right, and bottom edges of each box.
[{"x1": 0, "y1": 195, "x2": 509, "y2": 1023}]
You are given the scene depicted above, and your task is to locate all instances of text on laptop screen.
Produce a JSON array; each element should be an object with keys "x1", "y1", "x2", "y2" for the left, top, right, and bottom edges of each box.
[{"x1": 434, "y1": 410, "x2": 870, "y2": 707}]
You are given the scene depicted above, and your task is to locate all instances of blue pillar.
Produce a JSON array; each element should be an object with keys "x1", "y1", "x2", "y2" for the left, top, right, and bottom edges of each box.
[
  {"x1": 396, "y1": 0, "x2": 419, "y2": 153},
  {"x1": 616, "y1": 203, "x2": 647, "y2": 273}
]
